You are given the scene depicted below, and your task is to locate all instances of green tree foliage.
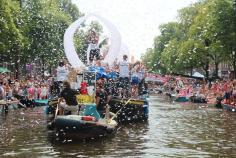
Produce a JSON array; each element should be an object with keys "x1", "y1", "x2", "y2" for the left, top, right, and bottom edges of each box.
[
  {"x1": 0, "y1": 0, "x2": 86, "y2": 77},
  {"x1": 0, "y1": 0, "x2": 25, "y2": 78},
  {"x1": 151, "y1": 22, "x2": 181, "y2": 73},
  {"x1": 58, "y1": 0, "x2": 82, "y2": 21},
  {"x1": 143, "y1": 0, "x2": 236, "y2": 79},
  {"x1": 141, "y1": 48, "x2": 155, "y2": 72},
  {"x1": 22, "y1": 0, "x2": 78, "y2": 69},
  {"x1": 189, "y1": 0, "x2": 233, "y2": 78}
]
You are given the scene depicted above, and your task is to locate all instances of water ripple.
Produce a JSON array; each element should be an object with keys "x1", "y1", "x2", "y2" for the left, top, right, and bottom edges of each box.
[{"x1": 0, "y1": 97, "x2": 236, "y2": 157}]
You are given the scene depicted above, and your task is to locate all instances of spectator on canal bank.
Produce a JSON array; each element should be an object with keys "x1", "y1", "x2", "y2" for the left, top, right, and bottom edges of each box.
[{"x1": 0, "y1": 80, "x2": 5, "y2": 100}]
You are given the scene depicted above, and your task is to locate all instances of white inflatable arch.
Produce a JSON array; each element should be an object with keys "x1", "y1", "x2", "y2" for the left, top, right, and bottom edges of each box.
[{"x1": 63, "y1": 13, "x2": 122, "y2": 68}]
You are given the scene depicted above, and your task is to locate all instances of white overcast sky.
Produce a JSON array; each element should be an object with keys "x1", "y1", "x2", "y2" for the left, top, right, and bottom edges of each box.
[{"x1": 72, "y1": 0, "x2": 198, "y2": 59}]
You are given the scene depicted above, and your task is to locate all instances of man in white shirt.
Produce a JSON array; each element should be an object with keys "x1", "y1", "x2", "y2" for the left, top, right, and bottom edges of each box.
[
  {"x1": 54, "y1": 61, "x2": 69, "y2": 95},
  {"x1": 118, "y1": 55, "x2": 130, "y2": 98},
  {"x1": 56, "y1": 61, "x2": 69, "y2": 82}
]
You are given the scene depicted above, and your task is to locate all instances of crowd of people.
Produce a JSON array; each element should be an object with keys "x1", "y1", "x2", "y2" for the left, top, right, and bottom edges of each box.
[
  {"x1": 150, "y1": 74, "x2": 236, "y2": 107},
  {"x1": 2, "y1": 54, "x2": 236, "y2": 116},
  {"x1": 0, "y1": 73, "x2": 51, "y2": 102},
  {"x1": 0, "y1": 52, "x2": 148, "y2": 116},
  {"x1": 0, "y1": 31, "x2": 147, "y2": 115}
]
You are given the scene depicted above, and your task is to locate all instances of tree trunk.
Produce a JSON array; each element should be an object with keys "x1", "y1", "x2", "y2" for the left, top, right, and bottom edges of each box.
[
  {"x1": 234, "y1": 60, "x2": 236, "y2": 79},
  {"x1": 233, "y1": 1, "x2": 236, "y2": 78},
  {"x1": 190, "y1": 67, "x2": 193, "y2": 76},
  {"x1": 203, "y1": 62, "x2": 209, "y2": 81},
  {"x1": 14, "y1": 45, "x2": 20, "y2": 79},
  {"x1": 15, "y1": 56, "x2": 20, "y2": 79},
  {"x1": 49, "y1": 66, "x2": 52, "y2": 75},
  {"x1": 214, "y1": 62, "x2": 219, "y2": 78},
  {"x1": 15, "y1": 0, "x2": 23, "y2": 79},
  {"x1": 41, "y1": 55, "x2": 45, "y2": 79}
]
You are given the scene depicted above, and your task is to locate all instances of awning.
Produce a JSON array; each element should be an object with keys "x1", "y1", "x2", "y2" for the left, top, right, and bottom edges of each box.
[
  {"x1": 0, "y1": 67, "x2": 11, "y2": 73},
  {"x1": 192, "y1": 72, "x2": 204, "y2": 78}
]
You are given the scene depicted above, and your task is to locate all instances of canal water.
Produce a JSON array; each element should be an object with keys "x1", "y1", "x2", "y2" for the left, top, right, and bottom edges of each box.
[{"x1": 0, "y1": 95, "x2": 235, "y2": 157}]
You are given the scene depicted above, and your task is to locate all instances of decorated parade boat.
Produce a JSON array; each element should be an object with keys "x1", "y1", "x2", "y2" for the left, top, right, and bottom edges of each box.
[
  {"x1": 48, "y1": 71, "x2": 118, "y2": 140},
  {"x1": 54, "y1": 111, "x2": 117, "y2": 140},
  {"x1": 109, "y1": 97, "x2": 149, "y2": 123},
  {"x1": 47, "y1": 67, "x2": 150, "y2": 124}
]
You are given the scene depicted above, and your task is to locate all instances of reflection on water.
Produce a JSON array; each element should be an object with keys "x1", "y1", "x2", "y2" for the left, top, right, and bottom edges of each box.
[{"x1": 0, "y1": 96, "x2": 236, "y2": 157}]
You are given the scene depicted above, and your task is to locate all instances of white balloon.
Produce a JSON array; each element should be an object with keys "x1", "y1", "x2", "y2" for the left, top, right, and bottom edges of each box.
[
  {"x1": 63, "y1": 13, "x2": 122, "y2": 68},
  {"x1": 64, "y1": 15, "x2": 88, "y2": 68}
]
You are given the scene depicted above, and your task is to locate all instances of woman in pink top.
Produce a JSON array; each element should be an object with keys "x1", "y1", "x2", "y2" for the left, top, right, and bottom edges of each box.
[
  {"x1": 28, "y1": 86, "x2": 35, "y2": 100},
  {"x1": 41, "y1": 84, "x2": 48, "y2": 99},
  {"x1": 37, "y1": 85, "x2": 42, "y2": 99},
  {"x1": 178, "y1": 88, "x2": 187, "y2": 97}
]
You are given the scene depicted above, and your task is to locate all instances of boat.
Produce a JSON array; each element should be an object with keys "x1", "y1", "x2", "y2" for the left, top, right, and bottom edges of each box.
[
  {"x1": 223, "y1": 104, "x2": 236, "y2": 112},
  {"x1": 189, "y1": 96, "x2": 207, "y2": 103},
  {"x1": 54, "y1": 114, "x2": 117, "y2": 140},
  {"x1": 47, "y1": 96, "x2": 149, "y2": 123},
  {"x1": 34, "y1": 99, "x2": 49, "y2": 106},
  {"x1": 175, "y1": 96, "x2": 189, "y2": 102},
  {"x1": 50, "y1": 103, "x2": 117, "y2": 140},
  {"x1": 0, "y1": 100, "x2": 19, "y2": 113},
  {"x1": 14, "y1": 94, "x2": 49, "y2": 108},
  {"x1": 16, "y1": 99, "x2": 49, "y2": 108},
  {"x1": 108, "y1": 97, "x2": 149, "y2": 123},
  {"x1": 48, "y1": 70, "x2": 118, "y2": 140}
]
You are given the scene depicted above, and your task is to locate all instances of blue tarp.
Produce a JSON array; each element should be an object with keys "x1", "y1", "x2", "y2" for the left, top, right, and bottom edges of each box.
[
  {"x1": 88, "y1": 66, "x2": 107, "y2": 80},
  {"x1": 107, "y1": 71, "x2": 118, "y2": 80},
  {"x1": 88, "y1": 66, "x2": 118, "y2": 80}
]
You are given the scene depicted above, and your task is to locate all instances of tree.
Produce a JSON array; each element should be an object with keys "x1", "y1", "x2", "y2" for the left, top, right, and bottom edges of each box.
[
  {"x1": 143, "y1": 0, "x2": 236, "y2": 80},
  {"x1": 150, "y1": 22, "x2": 182, "y2": 73},
  {"x1": 20, "y1": 0, "x2": 83, "y2": 76},
  {"x1": 160, "y1": 39, "x2": 180, "y2": 74},
  {"x1": 141, "y1": 48, "x2": 155, "y2": 72},
  {"x1": 0, "y1": 0, "x2": 25, "y2": 78}
]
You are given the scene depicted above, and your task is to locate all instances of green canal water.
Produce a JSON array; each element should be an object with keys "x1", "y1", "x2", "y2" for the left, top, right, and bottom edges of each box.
[{"x1": 0, "y1": 95, "x2": 235, "y2": 157}]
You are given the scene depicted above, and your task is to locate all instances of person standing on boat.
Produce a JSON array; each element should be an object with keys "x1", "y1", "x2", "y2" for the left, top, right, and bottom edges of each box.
[
  {"x1": 131, "y1": 61, "x2": 141, "y2": 98},
  {"x1": 138, "y1": 64, "x2": 148, "y2": 97},
  {"x1": 87, "y1": 30, "x2": 100, "y2": 65},
  {"x1": 56, "y1": 61, "x2": 69, "y2": 82},
  {"x1": 96, "y1": 80, "x2": 108, "y2": 118},
  {"x1": 104, "y1": 77, "x2": 116, "y2": 102},
  {"x1": 138, "y1": 78, "x2": 148, "y2": 97},
  {"x1": 118, "y1": 55, "x2": 130, "y2": 98},
  {"x1": 54, "y1": 61, "x2": 69, "y2": 95}
]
